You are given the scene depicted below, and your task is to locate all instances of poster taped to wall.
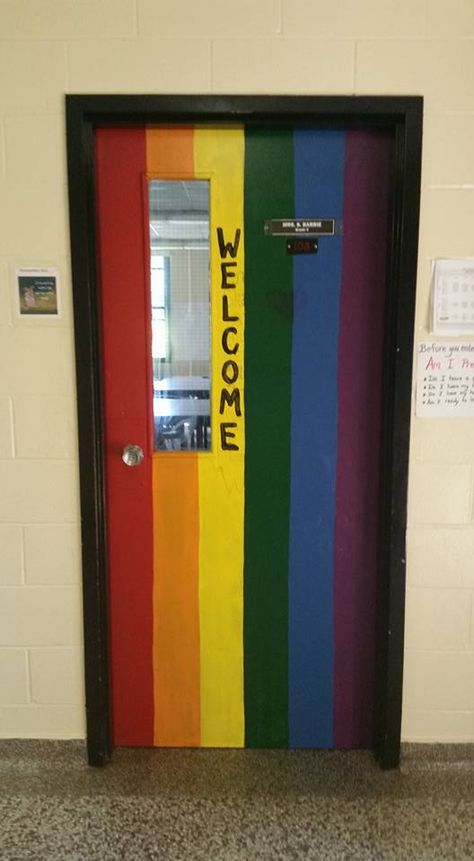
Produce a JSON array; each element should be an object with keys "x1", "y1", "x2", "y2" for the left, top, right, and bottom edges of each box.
[
  {"x1": 15, "y1": 267, "x2": 60, "y2": 317},
  {"x1": 432, "y1": 259, "x2": 474, "y2": 335},
  {"x1": 416, "y1": 341, "x2": 474, "y2": 417}
]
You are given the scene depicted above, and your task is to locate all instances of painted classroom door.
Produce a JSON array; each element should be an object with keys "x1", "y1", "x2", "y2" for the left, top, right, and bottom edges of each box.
[{"x1": 95, "y1": 124, "x2": 394, "y2": 749}]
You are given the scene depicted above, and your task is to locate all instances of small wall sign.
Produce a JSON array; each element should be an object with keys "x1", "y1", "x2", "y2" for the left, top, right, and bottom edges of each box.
[
  {"x1": 16, "y1": 267, "x2": 60, "y2": 316},
  {"x1": 265, "y1": 218, "x2": 335, "y2": 236}
]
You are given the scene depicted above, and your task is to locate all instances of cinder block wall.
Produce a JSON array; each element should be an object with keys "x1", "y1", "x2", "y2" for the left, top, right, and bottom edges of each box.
[{"x1": 0, "y1": 0, "x2": 473, "y2": 741}]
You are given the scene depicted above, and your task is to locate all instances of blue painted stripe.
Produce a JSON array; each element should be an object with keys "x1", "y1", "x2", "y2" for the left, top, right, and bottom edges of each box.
[{"x1": 288, "y1": 130, "x2": 346, "y2": 748}]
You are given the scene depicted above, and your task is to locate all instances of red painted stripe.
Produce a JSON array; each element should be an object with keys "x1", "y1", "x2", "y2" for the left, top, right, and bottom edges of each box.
[{"x1": 95, "y1": 127, "x2": 154, "y2": 746}]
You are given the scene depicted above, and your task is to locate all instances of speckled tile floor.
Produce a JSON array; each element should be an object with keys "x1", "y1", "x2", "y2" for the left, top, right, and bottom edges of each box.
[{"x1": 0, "y1": 741, "x2": 473, "y2": 860}]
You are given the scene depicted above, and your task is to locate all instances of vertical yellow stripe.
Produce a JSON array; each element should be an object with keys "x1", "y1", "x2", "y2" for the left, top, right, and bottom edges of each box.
[{"x1": 194, "y1": 127, "x2": 245, "y2": 747}]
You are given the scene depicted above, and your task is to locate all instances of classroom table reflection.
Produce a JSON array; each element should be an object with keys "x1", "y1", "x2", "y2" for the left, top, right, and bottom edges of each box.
[{"x1": 154, "y1": 398, "x2": 211, "y2": 451}]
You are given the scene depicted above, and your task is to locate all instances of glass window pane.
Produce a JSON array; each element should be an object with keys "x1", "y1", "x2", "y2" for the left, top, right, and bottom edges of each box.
[
  {"x1": 151, "y1": 318, "x2": 167, "y2": 360},
  {"x1": 151, "y1": 265, "x2": 165, "y2": 308},
  {"x1": 149, "y1": 179, "x2": 211, "y2": 452}
]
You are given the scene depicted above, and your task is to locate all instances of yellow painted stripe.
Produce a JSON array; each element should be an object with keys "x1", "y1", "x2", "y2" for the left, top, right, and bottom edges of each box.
[{"x1": 194, "y1": 127, "x2": 245, "y2": 747}]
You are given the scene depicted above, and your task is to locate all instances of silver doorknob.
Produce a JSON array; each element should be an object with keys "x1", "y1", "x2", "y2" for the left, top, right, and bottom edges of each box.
[{"x1": 122, "y1": 444, "x2": 144, "y2": 466}]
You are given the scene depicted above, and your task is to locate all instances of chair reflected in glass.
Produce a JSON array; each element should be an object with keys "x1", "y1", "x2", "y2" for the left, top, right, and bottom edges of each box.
[{"x1": 154, "y1": 376, "x2": 211, "y2": 451}]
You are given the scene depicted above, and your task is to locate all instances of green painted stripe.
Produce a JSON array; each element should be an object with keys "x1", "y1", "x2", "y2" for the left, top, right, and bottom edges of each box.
[{"x1": 243, "y1": 127, "x2": 294, "y2": 748}]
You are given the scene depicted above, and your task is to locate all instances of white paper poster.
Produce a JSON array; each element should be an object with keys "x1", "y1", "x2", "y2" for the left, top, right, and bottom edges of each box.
[
  {"x1": 432, "y1": 258, "x2": 474, "y2": 335},
  {"x1": 416, "y1": 342, "x2": 474, "y2": 417},
  {"x1": 15, "y1": 266, "x2": 60, "y2": 317}
]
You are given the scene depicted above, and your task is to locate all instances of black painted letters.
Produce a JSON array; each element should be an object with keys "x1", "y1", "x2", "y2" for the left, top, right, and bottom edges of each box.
[
  {"x1": 217, "y1": 226, "x2": 242, "y2": 450},
  {"x1": 220, "y1": 388, "x2": 242, "y2": 417},
  {"x1": 221, "y1": 262, "x2": 237, "y2": 289},
  {"x1": 222, "y1": 326, "x2": 239, "y2": 355},
  {"x1": 217, "y1": 227, "x2": 241, "y2": 259},
  {"x1": 222, "y1": 294, "x2": 239, "y2": 322},
  {"x1": 220, "y1": 422, "x2": 239, "y2": 451}
]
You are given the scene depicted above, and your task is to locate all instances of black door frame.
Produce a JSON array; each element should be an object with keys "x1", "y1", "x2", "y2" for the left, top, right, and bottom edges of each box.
[{"x1": 66, "y1": 94, "x2": 423, "y2": 768}]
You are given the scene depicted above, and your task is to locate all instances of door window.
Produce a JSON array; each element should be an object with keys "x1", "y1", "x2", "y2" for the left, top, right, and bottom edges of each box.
[{"x1": 149, "y1": 179, "x2": 211, "y2": 451}]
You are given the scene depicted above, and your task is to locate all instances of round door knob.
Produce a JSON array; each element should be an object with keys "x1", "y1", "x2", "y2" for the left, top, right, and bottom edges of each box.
[{"x1": 122, "y1": 444, "x2": 144, "y2": 467}]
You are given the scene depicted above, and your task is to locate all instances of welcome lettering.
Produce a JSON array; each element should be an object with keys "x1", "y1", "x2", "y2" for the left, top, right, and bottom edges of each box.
[{"x1": 217, "y1": 227, "x2": 242, "y2": 451}]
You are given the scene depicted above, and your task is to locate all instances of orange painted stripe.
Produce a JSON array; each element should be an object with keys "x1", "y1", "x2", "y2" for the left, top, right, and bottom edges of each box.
[
  {"x1": 146, "y1": 126, "x2": 195, "y2": 178},
  {"x1": 152, "y1": 456, "x2": 200, "y2": 746},
  {"x1": 147, "y1": 126, "x2": 200, "y2": 746}
]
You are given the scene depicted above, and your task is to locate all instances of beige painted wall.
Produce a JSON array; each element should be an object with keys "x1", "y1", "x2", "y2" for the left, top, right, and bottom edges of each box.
[{"x1": 0, "y1": 0, "x2": 473, "y2": 741}]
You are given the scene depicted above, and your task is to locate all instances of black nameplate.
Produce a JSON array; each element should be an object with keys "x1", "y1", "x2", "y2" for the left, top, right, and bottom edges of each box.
[
  {"x1": 265, "y1": 218, "x2": 335, "y2": 236},
  {"x1": 286, "y1": 238, "x2": 318, "y2": 255}
]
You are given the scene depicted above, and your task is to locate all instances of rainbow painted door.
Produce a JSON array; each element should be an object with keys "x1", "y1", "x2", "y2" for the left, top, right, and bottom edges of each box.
[{"x1": 95, "y1": 124, "x2": 394, "y2": 749}]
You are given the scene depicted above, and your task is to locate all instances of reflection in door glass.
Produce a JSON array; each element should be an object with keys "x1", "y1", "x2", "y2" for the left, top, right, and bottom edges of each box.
[{"x1": 149, "y1": 180, "x2": 211, "y2": 452}]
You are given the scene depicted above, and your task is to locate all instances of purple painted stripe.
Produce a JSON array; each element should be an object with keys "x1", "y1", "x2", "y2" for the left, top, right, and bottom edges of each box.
[{"x1": 334, "y1": 130, "x2": 394, "y2": 748}]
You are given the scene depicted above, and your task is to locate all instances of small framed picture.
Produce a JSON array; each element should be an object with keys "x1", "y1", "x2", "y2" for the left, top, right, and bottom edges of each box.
[{"x1": 16, "y1": 267, "x2": 60, "y2": 317}]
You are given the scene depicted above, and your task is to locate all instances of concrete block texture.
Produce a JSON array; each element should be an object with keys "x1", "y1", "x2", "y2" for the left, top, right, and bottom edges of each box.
[
  {"x1": 0, "y1": 0, "x2": 136, "y2": 39},
  {"x1": 408, "y1": 463, "x2": 472, "y2": 524},
  {"x1": 422, "y1": 115, "x2": 474, "y2": 188},
  {"x1": 29, "y1": 648, "x2": 84, "y2": 705},
  {"x1": 0, "y1": 329, "x2": 73, "y2": 397},
  {"x1": 282, "y1": 0, "x2": 425, "y2": 39},
  {"x1": 0, "y1": 526, "x2": 23, "y2": 585},
  {"x1": 0, "y1": 120, "x2": 5, "y2": 180},
  {"x1": 67, "y1": 38, "x2": 211, "y2": 93},
  {"x1": 417, "y1": 189, "x2": 474, "y2": 260},
  {"x1": 24, "y1": 523, "x2": 80, "y2": 586},
  {"x1": 138, "y1": 0, "x2": 281, "y2": 38},
  {"x1": 5, "y1": 116, "x2": 66, "y2": 191},
  {"x1": 404, "y1": 587, "x2": 472, "y2": 651},
  {"x1": 0, "y1": 705, "x2": 85, "y2": 738},
  {"x1": 407, "y1": 527, "x2": 474, "y2": 590},
  {"x1": 410, "y1": 418, "x2": 474, "y2": 465},
  {"x1": 0, "y1": 263, "x2": 12, "y2": 326},
  {"x1": 403, "y1": 651, "x2": 474, "y2": 712},
  {"x1": 356, "y1": 40, "x2": 474, "y2": 113},
  {"x1": 211, "y1": 39, "x2": 354, "y2": 93},
  {"x1": 0, "y1": 587, "x2": 82, "y2": 647},
  {"x1": 0, "y1": 180, "x2": 67, "y2": 259},
  {"x1": 425, "y1": 0, "x2": 474, "y2": 38},
  {"x1": 411, "y1": 257, "x2": 432, "y2": 336},
  {"x1": 13, "y1": 396, "x2": 77, "y2": 459},
  {"x1": 0, "y1": 41, "x2": 66, "y2": 114},
  {"x1": 402, "y1": 708, "x2": 474, "y2": 742},
  {"x1": 0, "y1": 462, "x2": 79, "y2": 523},
  {"x1": 0, "y1": 650, "x2": 29, "y2": 704},
  {"x1": 0, "y1": 397, "x2": 14, "y2": 457}
]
